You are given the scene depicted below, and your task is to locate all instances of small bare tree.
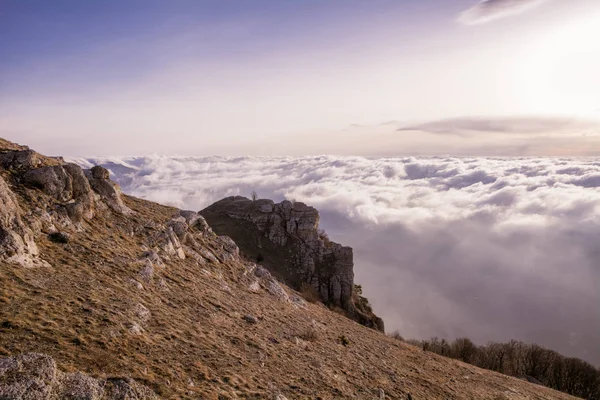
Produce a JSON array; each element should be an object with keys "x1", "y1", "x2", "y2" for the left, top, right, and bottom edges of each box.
[{"x1": 251, "y1": 190, "x2": 258, "y2": 201}]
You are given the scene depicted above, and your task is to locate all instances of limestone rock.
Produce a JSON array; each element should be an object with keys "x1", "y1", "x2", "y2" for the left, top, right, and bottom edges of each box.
[
  {"x1": 139, "y1": 261, "x2": 154, "y2": 282},
  {"x1": 63, "y1": 163, "x2": 95, "y2": 220},
  {"x1": 59, "y1": 372, "x2": 105, "y2": 399},
  {"x1": 128, "y1": 322, "x2": 144, "y2": 335},
  {"x1": 167, "y1": 216, "x2": 188, "y2": 240},
  {"x1": 130, "y1": 279, "x2": 144, "y2": 290},
  {"x1": 141, "y1": 250, "x2": 164, "y2": 267},
  {"x1": 91, "y1": 165, "x2": 110, "y2": 180},
  {"x1": 244, "y1": 315, "x2": 258, "y2": 324},
  {"x1": 132, "y1": 303, "x2": 151, "y2": 322},
  {"x1": 219, "y1": 236, "x2": 239, "y2": 255},
  {"x1": 0, "y1": 353, "x2": 57, "y2": 399},
  {"x1": 0, "y1": 175, "x2": 48, "y2": 268},
  {"x1": 0, "y1": 149, "x2": 43, "y2": 170},
  {"x1": 20, "y1": 163, "x2": 94, "y2": 222},
  {"x1": 0, "y1": 353, "x2": 158, "y2": 399},
  {"x1": 85, "y1": 166, "x2": 131, "y2": 215},
  {"x1": 180, "y1": 210, "x2": 211, "y2": 234},
  {"x1": 241, "y1": 263, "x2": 300, "y2": 305},
  {"x1": 179, "y1": 210, "x2": 201, "y2": 226},
  {"x1": 267, "y1": 280, "x2": 290, "y2": 302},
  {"x1": 22, "y1": 165, "x2": 73, "y2": 202},
  {"x1": 201, "y1": 196, "x2": 384, "y2": 331},
  {"x1": 103, "y1": 377, "x2": 159, "y2": 399},
  {"x1": 152, "y1": 227, "x2": 185, "y2": 260}
]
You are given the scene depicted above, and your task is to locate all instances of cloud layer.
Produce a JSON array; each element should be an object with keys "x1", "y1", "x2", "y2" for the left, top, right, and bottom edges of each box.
[
  {"x1": 72, "y1": 155, "x2": 600, "y2": 365},
  {"x1": 459, "y1": 0, "x2": 550, "y2": 25}
]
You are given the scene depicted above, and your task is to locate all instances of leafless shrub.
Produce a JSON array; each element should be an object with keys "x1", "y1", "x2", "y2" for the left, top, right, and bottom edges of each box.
[
  {"x1": 299, "y1": 283, "x2": 320, "y2": 303},
  {"x1": 415, "y1": 336, "x2": 600, "y2": 399},
  {"x1": 298, "y1": 326, "x2": 319, "y2": 342},
  {"x1": 405, "y1": 339, "x2": 422, "y2": 348},
  {"x1": 317, "y1": 228, "x2": 330, "y2": 246}
]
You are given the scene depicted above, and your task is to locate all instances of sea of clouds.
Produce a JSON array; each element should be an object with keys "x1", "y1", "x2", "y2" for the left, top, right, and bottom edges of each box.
[{"x1": 71, "y1": 155, "x2": 600, "y2": 365}]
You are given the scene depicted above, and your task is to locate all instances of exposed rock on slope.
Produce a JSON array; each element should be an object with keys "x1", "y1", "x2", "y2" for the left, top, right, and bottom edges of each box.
[
  {"x1": 0, "y1": 138, "x2": 580, "y2": 399},
  {"x1": 201, "y1": 196, "x2": 385, "y2": 331},
  {"x1": 85, "y1": 165, "x2": 131, "y2": 214},
  {"x1": 0, "y1": 144, "x2": 117, "y2": 267},
  {"x1": 0, "y1": 175, "x2": 47, "y2": 268},
  {"x1": 0, "y1": 353, "x2": 157, "y2": 399}
]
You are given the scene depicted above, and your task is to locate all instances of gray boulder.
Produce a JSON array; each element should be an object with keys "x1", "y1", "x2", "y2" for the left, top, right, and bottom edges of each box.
[
  {"x1": 0, "y1": 353, "x2": 158, "y2": 399},
  {"x1": 20, "y1": 163, "x2": 95, "y2": 222},
  {"x1": 91, "y1": 165, "x2": 110, "y2": 180},
  {"x1": 0, "y1": 150, "x2": 43, "y2": 170},
  {"x1": 22, "y1": 166, "x2": 73, "y2": 202},
  {"x1": 0, "y1": 175, "x2": 48, "y2": 268},
  {"x1": 85, "y1": 167, "x2": 131, "y2": 215}
]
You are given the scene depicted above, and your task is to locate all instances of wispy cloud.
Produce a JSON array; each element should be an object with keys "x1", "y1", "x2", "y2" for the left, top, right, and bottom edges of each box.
[
  {"x1": 458, "y1": 0, "x2": 551, "y2": 25},
  {"x1": 397, "y1": 116, "x2": 600, "y2": 136}
]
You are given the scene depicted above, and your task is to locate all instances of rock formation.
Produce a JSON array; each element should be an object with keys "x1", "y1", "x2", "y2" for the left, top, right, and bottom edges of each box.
[
  {"x1": 0, "y1": 353, "x2": 157, "y2": 399},
  {"x1": 201, "y1": 196, "x2": 384, "y2": 331},
  {"x1": 85, "y1": 165, "x2": 131, "y2": 214},
  {"x1": 0, "y1": 141, "x2": 127, "y2": 267},
  {"x1": 0, "y1": 174, "x2": 47, "y2": 268}
]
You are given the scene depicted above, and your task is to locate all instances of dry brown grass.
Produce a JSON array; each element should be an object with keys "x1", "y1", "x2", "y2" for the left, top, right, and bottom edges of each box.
[
  {"x1": 299, "y1": 282, "x2": 320, "y2": 303},
  {"x1": 297, "y1": 326, "x2": 319, "y2": 342}
]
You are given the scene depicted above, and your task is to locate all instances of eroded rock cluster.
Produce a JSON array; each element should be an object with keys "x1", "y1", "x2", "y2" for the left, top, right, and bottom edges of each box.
[
  {"x1": 0, "y1": 142, "x2": 128, "y2": 267},
  {"x1": 0, "y1": 353, "x2": 158, "y2": 399}
]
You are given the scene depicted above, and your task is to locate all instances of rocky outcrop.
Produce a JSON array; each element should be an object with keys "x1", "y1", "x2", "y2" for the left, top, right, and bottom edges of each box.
[
  {"x1": 0, "y1": 175, "x2": 48, "y2": 268},
  {"x1": 0, "y1": 353, "x2": 158, "y2": 399},
  {"x1": 0, "y1": 140, "x2": 130, "y2": 268},
  {"x1": 84, "y1": 166, "x2": 131, "y2": 215},
  {"x1": 0, "y1": 149, "x2": 43, "y2": 170},
  {"x1": 201, "y1": 196, "x2": 384, "y2": 331},
  {"x1": 21, "y1": 163, "x2": 95, "y2": 221}
]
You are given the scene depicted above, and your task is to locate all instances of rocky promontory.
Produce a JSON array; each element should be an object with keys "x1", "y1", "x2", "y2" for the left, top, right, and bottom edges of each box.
[{"x1": 201, "y1": 196, "x2": 384, "y2": 331}]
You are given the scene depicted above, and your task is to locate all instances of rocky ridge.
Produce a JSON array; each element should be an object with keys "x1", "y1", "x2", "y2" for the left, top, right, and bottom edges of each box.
[{"x1": 201, "y1": 197, "x2": 384, "y2": 331}]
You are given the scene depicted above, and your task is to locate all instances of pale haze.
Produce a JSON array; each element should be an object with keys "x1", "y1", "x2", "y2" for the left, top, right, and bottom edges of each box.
[{"x1": 3, "y1": 0, "x2": 600, "y2": 156}]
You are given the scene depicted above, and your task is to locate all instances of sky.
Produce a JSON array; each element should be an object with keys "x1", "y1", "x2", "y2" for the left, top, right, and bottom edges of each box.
[{"x1": 2, "y1": 0, "x2": 600, "y2": 156}]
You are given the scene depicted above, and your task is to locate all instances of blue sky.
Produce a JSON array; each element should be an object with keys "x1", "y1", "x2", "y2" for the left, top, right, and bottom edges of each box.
[
  {"x1": 2, "y1": 0, "x2": 600, "y2": 155},
  {"x1": 1, "y1": 1, "x2": 445, "y2": 93}
]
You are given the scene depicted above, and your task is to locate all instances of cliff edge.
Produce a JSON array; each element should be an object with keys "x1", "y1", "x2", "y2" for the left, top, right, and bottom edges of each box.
[{"x1": 201, "y1": 196, "x2": 384, "y2": 331}]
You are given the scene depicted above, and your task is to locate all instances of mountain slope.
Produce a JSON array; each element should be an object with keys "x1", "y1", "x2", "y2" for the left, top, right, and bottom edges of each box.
[{"x1": 0, "y1": 138, "x2": 579, "y2": 399}]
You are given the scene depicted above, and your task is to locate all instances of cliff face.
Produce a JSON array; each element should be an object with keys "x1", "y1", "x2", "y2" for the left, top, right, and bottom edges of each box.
[{"x1": 201, "y1": 196, "x2": 384, "y2": 331}]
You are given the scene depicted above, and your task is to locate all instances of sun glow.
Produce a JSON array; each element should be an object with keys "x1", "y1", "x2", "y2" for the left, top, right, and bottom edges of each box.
[{"x1": 521, "y1": 13, "x2": 600, "y2": 118}]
